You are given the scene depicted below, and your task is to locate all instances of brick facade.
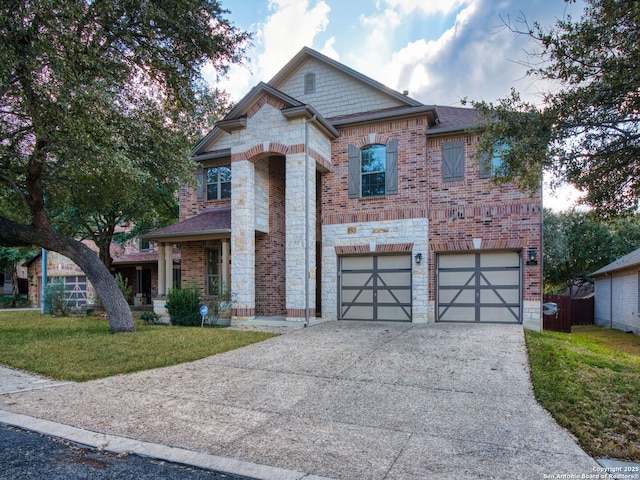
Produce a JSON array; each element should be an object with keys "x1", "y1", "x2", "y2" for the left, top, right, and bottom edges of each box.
[
  {"x1": 255, "y1": 157, "x2": 286, "y2": 317},
  {"x1": 146, "y1": 47, "x2": 543, "y2": 330}
]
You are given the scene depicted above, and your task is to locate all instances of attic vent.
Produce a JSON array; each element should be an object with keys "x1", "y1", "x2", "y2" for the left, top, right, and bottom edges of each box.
[{"x1": 304, "y1": 72, "x2": 316, "y2": 94}]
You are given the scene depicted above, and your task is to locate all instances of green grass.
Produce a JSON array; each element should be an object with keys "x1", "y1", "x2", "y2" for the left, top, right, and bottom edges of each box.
[
  {"x1": 0, "y1": 310, "x2": 275, "y2": 382},
  {"x1": 526, "y1": 325, "x2": 640, "y2": 461}
]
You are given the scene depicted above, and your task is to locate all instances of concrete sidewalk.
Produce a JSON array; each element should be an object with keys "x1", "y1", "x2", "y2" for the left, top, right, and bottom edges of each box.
[{"x1": 0, "y1": 322, "x2": 599, "y2": 479}]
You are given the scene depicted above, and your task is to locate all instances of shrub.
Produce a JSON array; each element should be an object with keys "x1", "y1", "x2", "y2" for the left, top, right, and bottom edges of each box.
[
  {"x1": 114, "y1": 273, "x2": 132, "y2": 304},
  {"x1": 43, "y1": 280, "x2": 72, "y2": 316},
  {"x1": 139, "y1": 311, "x2": 160, "y2": 325},
  {"x1": 165, "y1": 284, "x2": 202, "y2": 326}
]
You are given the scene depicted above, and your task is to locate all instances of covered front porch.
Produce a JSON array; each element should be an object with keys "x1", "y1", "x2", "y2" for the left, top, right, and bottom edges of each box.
[{"x1": 141, "y1": 208, "x2": 231, "y2": 322}]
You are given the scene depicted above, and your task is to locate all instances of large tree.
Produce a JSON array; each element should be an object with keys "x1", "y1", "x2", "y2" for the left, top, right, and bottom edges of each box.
[
  {"x1": 471, "y1": 0, "x2": 640, "y2": 214},
  {"x1": 0, "y1": 1, "x2": 249, "y2": 332},
  {"x1": 543, "y1": 209, "x2": 640, "y2": 295}
]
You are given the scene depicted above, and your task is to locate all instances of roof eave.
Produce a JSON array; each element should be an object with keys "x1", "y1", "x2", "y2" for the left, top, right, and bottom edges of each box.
[
  {"x1": 331, "y1": 106, "x2": 438, "y2": 128},
  {"x1": 282, "y1": 105, "x2": 339, "y2": 139},
  {"x1": 425, "y1": 123, "x2": 479, "y2": 137},
  {"x1": 191, "y1": 148, "x2": 231, "y2": 162},
  {"x1": 141, "y1": 230, "x2": 231, "y2": 243}
]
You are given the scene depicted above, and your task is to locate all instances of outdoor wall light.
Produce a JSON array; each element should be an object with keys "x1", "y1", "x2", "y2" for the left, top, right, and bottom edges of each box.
[
  {"x1": 414, "y1": 253, "x2": 422, "y2": 264},
  {"x1": 527, "y1": 247, "x2": 538, "y2": 265}
]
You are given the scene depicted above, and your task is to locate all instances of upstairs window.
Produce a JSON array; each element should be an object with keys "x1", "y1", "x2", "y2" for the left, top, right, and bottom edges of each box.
[
  {"x1": 361, "y1": 144, "x2": 386, "y2": 197},
  {"x1": 140, "y1": 239, "x2": 150, "y2": 250},
  {"x1": 206, "y1": 165, "x2": 231, "y2": 200},
  {"x1": 348, "y1": 139, "x2": 398, "y2": 198},
  {"x1": 479, "y1": 142, "x2": 508, "y2": 178}
]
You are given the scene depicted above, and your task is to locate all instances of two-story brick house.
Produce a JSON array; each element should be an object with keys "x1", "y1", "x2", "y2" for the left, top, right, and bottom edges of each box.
[{"x1": 144, "y1": 47, "x2": 542, "y2": 330}]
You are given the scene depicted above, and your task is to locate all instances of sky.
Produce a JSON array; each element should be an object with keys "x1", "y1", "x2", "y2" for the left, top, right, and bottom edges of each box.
[{"x1": 205, "y1": 0, "x2": 586, "y2": 210}]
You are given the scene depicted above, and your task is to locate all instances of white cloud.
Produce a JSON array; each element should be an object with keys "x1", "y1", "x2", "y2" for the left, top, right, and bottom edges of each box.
[
  {"x1": 382, "y1": 0, "x2": 469, "y2": 16},
  {"x1": 205, "y1": 0, "x2": 331, "y2": 102},
  {"x1": 256, "y1": 0, "x2": 331, "y2": 79}
]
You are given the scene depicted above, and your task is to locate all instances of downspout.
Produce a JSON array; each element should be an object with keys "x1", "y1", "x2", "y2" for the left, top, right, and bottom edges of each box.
[{"x1": 304, "y1": 114, "x2": 317, "y2": 327}]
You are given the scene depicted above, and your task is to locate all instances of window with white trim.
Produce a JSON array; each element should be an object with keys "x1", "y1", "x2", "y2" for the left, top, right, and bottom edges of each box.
[{"x1": 347, "y1": 139, "x2": 398, "y2": 198}]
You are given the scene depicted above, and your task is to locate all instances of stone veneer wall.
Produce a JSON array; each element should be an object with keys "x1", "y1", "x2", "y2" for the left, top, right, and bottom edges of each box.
[
  {"x1": 255, "y1": 157, "x2": 286, "y2": 317},
  {"x1": 322, "y1": 218, "x2": 428, "y2": 322}
]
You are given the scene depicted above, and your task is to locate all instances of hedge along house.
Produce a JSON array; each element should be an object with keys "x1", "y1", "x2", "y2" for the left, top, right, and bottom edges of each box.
[{"x1": 143, "y1": 47, "x2": 543, "y2": 330}]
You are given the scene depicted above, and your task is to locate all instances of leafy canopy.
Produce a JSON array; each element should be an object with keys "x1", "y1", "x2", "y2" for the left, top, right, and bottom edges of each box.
[
  {"x1": 543, "y1": 209, "x2": 640, "y2": 295},
  {"x1": 0, "y1": 0, "x2": 249, "y2": 331},
  {"x1": 471, "y1": 0, "x2": 640, "y2": 215}
]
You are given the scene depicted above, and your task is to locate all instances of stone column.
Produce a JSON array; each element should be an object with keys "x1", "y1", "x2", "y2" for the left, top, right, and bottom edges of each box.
[
  {"x1": 285, "y1": 151, "x2": 316, "y2": 321},
  {"x1": 231, "y1": 159, "x2": 256, "y2": 320},
  {"x1": 157, "y1": 243, "x2": 166, "y2": 297},
  {"x1": 164, "y1": 244, "x2": 173, "y2": 294},
  {"x1": 221, "y1": 239, "x2": 230, "y2": 290}
]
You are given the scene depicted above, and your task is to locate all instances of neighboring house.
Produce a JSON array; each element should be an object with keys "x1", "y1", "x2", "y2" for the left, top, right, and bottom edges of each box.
[
  {"x1": 27, "y1": 249, "x2": 96, "y2": 308},
  {"x1": 142, "y1": 47, "x2": 543, "y2": 329},
  {"x1": 592, "y1": 247, "x2": 640, "y2": 333},
  {"x1": 111, "y1": 239, "x2": 180, "y2": 305},
  {"x1": 26, "y1": 239, "x2": 177, "y2": 308}
]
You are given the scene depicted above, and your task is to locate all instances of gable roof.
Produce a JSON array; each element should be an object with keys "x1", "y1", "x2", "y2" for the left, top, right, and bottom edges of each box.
[
  {"x1": 268, "y1": 47, "x2": 423, "y2": 108},
  {"x1": 192, "y1": 81, "x2": 338, "y2": 156},
  {"x1": 592, "y1": 247, "x2": 640, "y2": 277},
  {"x1": 192, "y1": 48, "x2": 483, "y2": 157}
]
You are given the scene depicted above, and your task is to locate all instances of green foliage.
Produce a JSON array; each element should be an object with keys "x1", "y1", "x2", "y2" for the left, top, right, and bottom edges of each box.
[
  {"x1": 543, "y1": 209, "x2": 640, "y2": 294},
  {"x1": 43, "y1": 280, "x2": 72, "y2": 316},
  {"x1": 0, "y1": 295, "x2": 28, "y2": 308},
  {"x1": 114, "y1": 273, "x2": 133, "y2": 305},
  {"x1": 0, "y1": 1, "x2": 249, "y2": 331},
  {"x1": 471, "y1": 0, "x2": 640, "y2": 215},
  {"x1": 165, "y1": 284, "x2": 202, "y2": 326},
  {"x1": 139, "y1": 311, "x2": 160, "y2": 325}
]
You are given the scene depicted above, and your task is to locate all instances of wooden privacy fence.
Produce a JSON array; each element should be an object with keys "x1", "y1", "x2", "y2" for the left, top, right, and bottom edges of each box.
[{"x1": 543, "y1": 294, "x2": 595, "y2": 333}]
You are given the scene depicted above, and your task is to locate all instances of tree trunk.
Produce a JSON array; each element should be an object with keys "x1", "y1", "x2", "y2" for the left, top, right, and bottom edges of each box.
[{"x1": 0, "y1": 218, "x2": 135, "y2": 332}]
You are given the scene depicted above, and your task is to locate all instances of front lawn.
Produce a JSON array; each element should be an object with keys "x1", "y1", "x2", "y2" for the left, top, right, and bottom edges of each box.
[
  {"x1": 525, "y1": 325, "x2": 640, "y2": 461},
  {"x1": 0, "y1": 310, "x2": 275, "y2": 382}
]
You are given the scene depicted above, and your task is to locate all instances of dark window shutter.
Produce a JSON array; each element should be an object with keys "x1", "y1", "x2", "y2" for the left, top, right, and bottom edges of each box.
[
  {"x1": 479, "y1": 151, "x2": 491, "y2": 179},
  {"x1": 348, "y1": 144, "x2": 361, "y2": 198},
  {"x1": 196, "y1": 165, "x2": 204, "y2": 201},
  {"x1": 443, "y1": 141, "x2": 464, "y2": 181},
  {"x1": 385, "y1": 138, "x2": 398, "y2": 195}
]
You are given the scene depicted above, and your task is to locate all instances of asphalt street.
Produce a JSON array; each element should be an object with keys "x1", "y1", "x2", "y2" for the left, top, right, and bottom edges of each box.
[{"x1": 0, "y1": 423, "x2": 258, "y2": 480}]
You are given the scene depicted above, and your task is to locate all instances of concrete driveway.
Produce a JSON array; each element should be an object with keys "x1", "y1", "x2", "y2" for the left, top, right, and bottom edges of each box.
[{"x1": 0, "y1": 322, "x2": 597, "y2": 479}]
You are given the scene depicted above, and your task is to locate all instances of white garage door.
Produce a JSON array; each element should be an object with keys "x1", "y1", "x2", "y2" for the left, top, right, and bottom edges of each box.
[
  {"x1": 340, "y1": 255, "x2": 412, "y2": 321},
  {"x1": 436, "y1": 252, "x2": 521, "y2": 323}
]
